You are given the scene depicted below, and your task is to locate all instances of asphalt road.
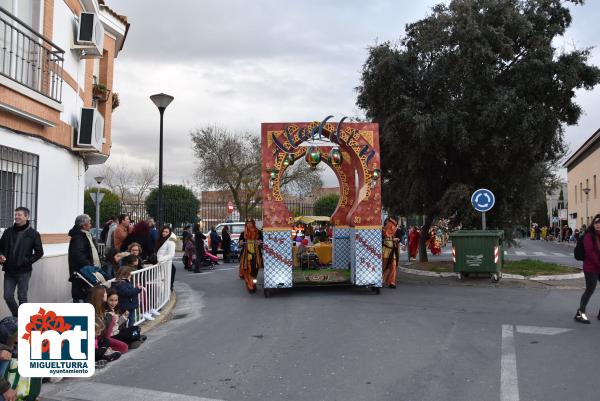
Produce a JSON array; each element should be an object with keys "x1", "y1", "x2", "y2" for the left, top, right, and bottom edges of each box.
[
  {"x1": 43, "y1": 261, "x2": 599, "y2": 401},
  {"x1": 412, "y1": 238, "x2": 580, "y2": 267}
]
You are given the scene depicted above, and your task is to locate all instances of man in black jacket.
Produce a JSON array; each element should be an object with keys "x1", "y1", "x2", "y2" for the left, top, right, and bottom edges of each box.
[
  {"x1": 0, "y1": 207, "x2": 43, "y2": 317},
  {"x1": 68, "y1": 214, "x2": 100, "y2": 302}
]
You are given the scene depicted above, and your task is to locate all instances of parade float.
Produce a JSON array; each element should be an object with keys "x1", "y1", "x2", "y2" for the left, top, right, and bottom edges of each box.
[{"x1": 260, "y1": 117, "x2": 382, "y2": 297}]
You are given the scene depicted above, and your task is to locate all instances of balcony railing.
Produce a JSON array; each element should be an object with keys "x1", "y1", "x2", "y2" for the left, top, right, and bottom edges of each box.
[{"x1": 0, "y1": 7, "x2": 64, "y2": 103}]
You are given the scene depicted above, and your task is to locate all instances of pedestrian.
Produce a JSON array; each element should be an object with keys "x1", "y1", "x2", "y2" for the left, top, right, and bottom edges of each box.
[
  {"x1": 396, "y1": 224, "x2": 407, "y2": 246},
  {"x1": 102, "y1": 248, "x2": 123, "y2": 280},
  {"x1": 126, "y1": 243, "x2": 145, "y2": 267},
  {"x1": 382, "y1": 216, "x2": 400, "y2": 289},
  {"x1": 112, "y1": 266, "x2": 143, "y2": 327},
  {"x1": 183, "y1": 232, "x2": 196, "y2": 270},
  {"x1": 181, "y1": 225, "x2": 192, "y2": 252},
  {"x1": 428, "y1": 228, "x2": 442, "y2": 255},
  {"x1": 100, "y1": 216, "x2": 115, "y2": 244},
  {"x1": 147, "y1": 218, "x2": 158, "y2": 243},
  {"x1": 68, "y1": 214, "x2": 100, "y2": 303},
  {"x1": 238, "y1": 219, "x2": 263, "y2": 293},
  {"x1": 112, "y1": 214, "x2": 131, "y2": 252},
  {"x1": 221, "y1": 225, "x2": 231, "y2": 263},
  {"x1": 408, "y1": 226, "x2": 420, "y2": 261},
  {"x1": 541, "y1": 226, "x2": 548, "y2": 241},
  {"x1": 121, "y1": 221, "x2": 154, "y2": 260},
  {"x1": 305, "y1": 224, "x2": 314, "y2": 243},
  {"x1": 0, "y1": 316, "x2": 19, "y2": 401},
  {"x1": 209, "y1": 226, "x2": 220, "y2": 258},
  {"x1": 156, "y1": 226, "x2": 176, "y2": 291},
  {"x1": 104, "y1": 216, "x2": 118, "y2": 257},
  {"x1": 193, "y1": 223, "x2": 206, "y2": 273},
  {"x1": 575, "y1": 214, "x2": 600, "y2": 324},
  {"x1": 0, "y1": 207, "x2": 43, "y2": 317}
]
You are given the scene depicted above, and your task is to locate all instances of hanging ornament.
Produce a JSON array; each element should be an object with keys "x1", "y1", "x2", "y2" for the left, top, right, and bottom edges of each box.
[
  {"x1": 266, "y1": 167, "x2": 278, "y2": 180},
  {"x1": 283, "y1": 153, "x2": 295, "y2": 167},
  {"x1": 371, "y1": 164, "x2": 380, "y2": 188},
  {"x1": 305, "y1": 146, "x2": 321, "y2": 170},
  {"x1": 328, "y1": 148, "x2": 343, "y2": 166}
]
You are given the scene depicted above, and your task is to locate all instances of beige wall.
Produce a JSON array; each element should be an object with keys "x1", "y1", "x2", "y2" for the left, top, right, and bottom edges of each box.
[
  {"x1": 0, "y1": 254, "x2": 71, "y2": 317},
  {"x1": 567, "y1": 145, "x2": 600, "y2": 228},
  {"x1": 0, "y1": 0, "x2": 123, "y2": 158}
]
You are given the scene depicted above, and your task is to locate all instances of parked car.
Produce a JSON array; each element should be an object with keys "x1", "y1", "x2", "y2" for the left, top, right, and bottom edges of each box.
[{"x1": 205, "y1": 221, "x2": 263, "y2": 254}]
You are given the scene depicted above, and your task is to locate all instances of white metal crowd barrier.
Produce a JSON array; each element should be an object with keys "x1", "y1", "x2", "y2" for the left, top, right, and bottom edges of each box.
[
  {"x1": 97, "y1": 242, "x2": 106, "y2": 256},
  {"x1": 130, "y1": 261, "x2": 172, "y2": 325}
]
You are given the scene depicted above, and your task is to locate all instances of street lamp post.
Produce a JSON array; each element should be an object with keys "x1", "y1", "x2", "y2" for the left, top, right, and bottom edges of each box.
[
  {"x1": 583, "y1": 187, "x2": 591, "y2": 228},
  {"x1": 94, "y1": 176, "x2": 104, "y2": 239},
  {"x1": 150, "y1": 93, "x2": 174, "y2": 228}
]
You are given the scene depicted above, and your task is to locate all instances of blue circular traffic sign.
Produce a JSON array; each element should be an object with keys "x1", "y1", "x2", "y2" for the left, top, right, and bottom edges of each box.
[{"x1": 471, "y1": 188, "x2": 495, "y2": 212}]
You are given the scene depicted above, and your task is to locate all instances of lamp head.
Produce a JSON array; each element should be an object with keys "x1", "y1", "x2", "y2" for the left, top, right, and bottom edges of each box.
[
  {"x1": 94, "y1": 176, "x2": 104, "y2": 185},
  {"x1": 150, "y1": 93, "x2": 174, "y2": 110}
]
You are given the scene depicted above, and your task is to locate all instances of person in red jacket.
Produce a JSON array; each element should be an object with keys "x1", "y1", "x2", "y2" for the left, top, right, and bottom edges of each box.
[
  {"x1": 575, "y1": 214, "x2": 600, "y2": 323},
  {"x1": 408, "y1": 226, "x2": 420, "y2": 261}
]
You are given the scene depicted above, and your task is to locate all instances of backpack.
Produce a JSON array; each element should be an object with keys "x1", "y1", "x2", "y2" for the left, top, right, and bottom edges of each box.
[{"x1": 575, "y1": 234, "x2": 586, "y2": 261}]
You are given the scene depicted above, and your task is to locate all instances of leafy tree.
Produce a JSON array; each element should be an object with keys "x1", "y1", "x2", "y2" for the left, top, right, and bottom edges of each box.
[
  {"x1": 357, "y1": 0, "x2": 600, "y2": 261},
  {"x1": 314, "y1": 194, "x2": 340, "y2": 216},
  {"x1": 145, "y1": 185, "x2": 198, "y2": 228},
  {"x1": 84, "y1": 188, "x2": 121, "y2": 226},
  {"x1": 191, "y1": 126, "x2": 323, "y2": 220}
]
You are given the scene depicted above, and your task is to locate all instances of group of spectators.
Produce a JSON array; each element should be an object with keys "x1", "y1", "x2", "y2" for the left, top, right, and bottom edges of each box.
[
  {"x1": 0, "y1": 207, "x2": 178, "y2": 386},
  {"x1": 70, "y1": 213, "x2": 177, "y2": 367},
  {"x1": 182, "y1": 223, "x2": 233, "y2": 272}
]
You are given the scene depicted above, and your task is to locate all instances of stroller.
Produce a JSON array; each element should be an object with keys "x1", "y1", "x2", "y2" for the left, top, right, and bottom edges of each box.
[{"x1": 228, "y1": 241, "x2": 241, "y2": 263}]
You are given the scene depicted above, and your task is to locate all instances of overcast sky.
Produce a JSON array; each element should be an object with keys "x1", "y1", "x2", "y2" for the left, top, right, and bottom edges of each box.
[{"x1": 87, "y1": 0, "x2": 600, "y2": 189}]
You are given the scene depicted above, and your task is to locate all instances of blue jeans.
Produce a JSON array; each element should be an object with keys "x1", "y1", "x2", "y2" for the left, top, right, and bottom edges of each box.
[
  {"x1": 3, "y1": 272, "x2": 31, "y2": 317},
  {"x1": 0, "y1": 359, "x2": 9, "y2": 400},
  {"x1": 127, "y1": 309, "x2": 136, "y2": 327}
]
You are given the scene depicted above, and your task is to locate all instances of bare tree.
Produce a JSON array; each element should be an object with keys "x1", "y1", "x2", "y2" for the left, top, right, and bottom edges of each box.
[
  {"x1": 133, "y1": 165, "x2": 158, "y2": 203},
  {"x1": 191, "y1": 125, "x2": 323, "y2": 219},
  {"x1": 280, "y1": 162, "x2": 324, "y2": 196},
  {"x1": 102, "y1": 162, "x2": 158, "y2": 202},
  {"x1": 103, "y1": 162, "x2": 134, "y2": 201}
]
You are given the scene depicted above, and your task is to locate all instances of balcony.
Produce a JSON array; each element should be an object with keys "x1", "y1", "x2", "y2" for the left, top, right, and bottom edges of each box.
[{"x1": 0, "y1": 7, "x2": 64, "y2": 104}]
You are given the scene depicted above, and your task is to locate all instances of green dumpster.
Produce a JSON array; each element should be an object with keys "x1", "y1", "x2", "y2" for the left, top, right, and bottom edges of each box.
[{"x1": 449, "y1": 230, "x2": 504, "y2": 282}]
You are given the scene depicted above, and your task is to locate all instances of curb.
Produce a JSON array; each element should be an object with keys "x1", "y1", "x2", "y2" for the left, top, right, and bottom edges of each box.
[
  {"x1": 139, "y1": 291, "x2": 177, "y2": 335},
  {"x1": 399, "y1": 266, "x2": 583, "y2": 281}
]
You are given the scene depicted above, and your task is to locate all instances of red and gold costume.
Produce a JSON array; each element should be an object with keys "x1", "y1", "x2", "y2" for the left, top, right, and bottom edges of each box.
[
  {"x1": 238, "y1": 219, "x2": 263, "y2": 293},
  {"x1": 382, "y1": 217, "x2": 400, "y2": 288},
  {"x1": 428, "y1": 229, "x2": 441, "y2": 255}
]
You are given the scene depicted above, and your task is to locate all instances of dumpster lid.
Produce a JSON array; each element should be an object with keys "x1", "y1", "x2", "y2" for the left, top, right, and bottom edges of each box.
[{"x1": 449, "y1": 230, "x2": 504, "y2": 238}]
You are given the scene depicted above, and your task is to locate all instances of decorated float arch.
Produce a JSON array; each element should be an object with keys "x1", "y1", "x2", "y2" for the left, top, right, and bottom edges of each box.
[{"x1": 260, "y1": 118, "x2": 383, "y2": 296}]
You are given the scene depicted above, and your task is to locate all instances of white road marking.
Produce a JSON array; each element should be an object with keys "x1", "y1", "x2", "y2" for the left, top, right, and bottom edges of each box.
[
  {"x1": 552, "y1": 252, "x2": 567, "y2": 257},
  {"x1": 515, "y1": 326, "x2": 573, "y2": 335},
  {"x1": 41, "y1": 381, "x2": 225, "y2": 401},
  {"x1": 501, "y1": 325, "x2": 573, "y2": 401},
  {"x1": 514, "y1": 251, "x2": 527, "y2": 256},
  {"x1": 533, "y1": 252, "x2": 545, "y2": 256},
  {"x1": 501, "y1": 325, "x2": 520, "y2": 401},
  {"x1": 185, "y1": 267, "x2": 237, "y2": 277}
]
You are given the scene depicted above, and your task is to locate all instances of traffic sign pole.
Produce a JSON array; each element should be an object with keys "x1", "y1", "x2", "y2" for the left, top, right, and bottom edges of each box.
[{"x1": 471, "y1": 188, "x2": 494, "y2": 231}]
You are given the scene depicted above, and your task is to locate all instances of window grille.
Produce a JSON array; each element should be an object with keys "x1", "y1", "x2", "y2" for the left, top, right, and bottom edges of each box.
[{"x1": 0, "y1": 144, "x2": 39, "y2": 229}]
